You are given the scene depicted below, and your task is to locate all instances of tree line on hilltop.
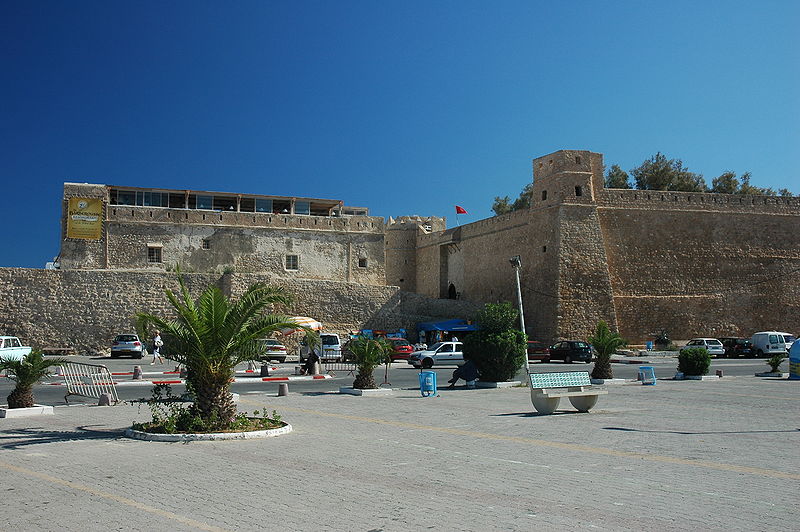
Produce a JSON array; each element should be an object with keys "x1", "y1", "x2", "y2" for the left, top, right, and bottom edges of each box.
[{"x1": 492, "y1": 152, "x2": 793, "y2": 216}]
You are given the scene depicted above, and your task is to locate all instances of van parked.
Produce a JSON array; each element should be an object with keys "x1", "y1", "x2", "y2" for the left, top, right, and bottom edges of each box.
[
  {"x1": 751, "y1": 331, "x2": 790, "y2": 357},
  {"x1": 299, "y1": 333, "x2": 342, "y2": 362},
  {"x1": 778, "y1": 332, "x2": 796, "y2": 351}
]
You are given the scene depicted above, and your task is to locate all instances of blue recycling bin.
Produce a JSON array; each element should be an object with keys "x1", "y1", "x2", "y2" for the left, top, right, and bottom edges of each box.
[
  {"x1": 419, "y1": 371, "x2": 437, "y2": 397},
  {"x1": 646, "y1": 341, "x2": 654, "y2": 351},
  {"x1": 638, "y1": 366, "x2": 657, "y2": 385}
]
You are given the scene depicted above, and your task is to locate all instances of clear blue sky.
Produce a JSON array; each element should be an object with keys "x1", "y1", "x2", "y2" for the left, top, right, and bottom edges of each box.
[{"x1": 2, "y1": 1, "x2": 798, "y2": 268}]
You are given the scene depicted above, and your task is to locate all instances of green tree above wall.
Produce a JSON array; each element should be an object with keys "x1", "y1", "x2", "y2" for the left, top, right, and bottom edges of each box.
[
  {"x1": 604, "y1": 164, "x2": 631, "y2": 189},
  {"x1": 491, "y1": 183, "x2": 533, "y2": 216},
  {"x1": 629, "y1": 152, "x2": 707, "y2": 192}
]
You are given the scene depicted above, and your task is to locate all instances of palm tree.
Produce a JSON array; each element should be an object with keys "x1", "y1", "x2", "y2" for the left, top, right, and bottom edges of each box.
[
  {"x1": 348, "y1": 337, "x2": 391, "y2": 390},
  {"x1": 588, "y1": 320, "x2": 626, "y2": 380},
  {"x1": 136, "y1": 273, "x2": 314, "y2": 429},
  {"x1": 1, "y1": 351, "x2": 67, "y2": 408}
]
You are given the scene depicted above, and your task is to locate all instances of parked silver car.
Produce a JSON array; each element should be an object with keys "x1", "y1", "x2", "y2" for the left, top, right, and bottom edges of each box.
[
  {"x1": 407, "y1": 341, "x2": 464, "y2": 369},
  {"x1": 681, "y1": 338, "x2": 725, "y2": 358},
  {"x1": 111, "y1": 334, "x2": 146, "y2": 358}
]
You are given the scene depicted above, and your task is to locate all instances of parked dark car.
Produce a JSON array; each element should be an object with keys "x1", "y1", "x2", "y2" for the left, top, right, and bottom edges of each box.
[
  {"x1": 719, "y1": 337, "x2": 753, "y2": 358},
  {"x1": 548, "y1": 341, "x2": 592, "y2": 364},
  {"x1": 527, "y1": 341, "x2": 551, "y2": 362}
]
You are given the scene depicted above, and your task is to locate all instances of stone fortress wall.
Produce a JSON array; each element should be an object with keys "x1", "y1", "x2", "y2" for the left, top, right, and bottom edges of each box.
[
  {"x1": 0, "y1": 268, "x2": 480, "y2": 354},
  {"x1": 414, "y1": 150, "x2": 800, "y2": 343}
]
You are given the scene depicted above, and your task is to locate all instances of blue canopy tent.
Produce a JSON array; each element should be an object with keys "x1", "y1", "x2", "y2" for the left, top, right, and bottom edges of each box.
[{"x1": 416, "y1": 319, "x2": 478, "y2": 344}]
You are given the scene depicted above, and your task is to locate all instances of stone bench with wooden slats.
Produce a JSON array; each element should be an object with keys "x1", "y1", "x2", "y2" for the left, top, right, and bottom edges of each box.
[{"x1": 529, "y1": 371, "x2": 607, "y2": 414}]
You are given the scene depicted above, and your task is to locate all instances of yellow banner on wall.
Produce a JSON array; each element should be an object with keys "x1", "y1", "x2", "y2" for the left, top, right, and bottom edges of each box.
[{"x1": 66, "y1": 197, "x2": 104, "y2": 240}]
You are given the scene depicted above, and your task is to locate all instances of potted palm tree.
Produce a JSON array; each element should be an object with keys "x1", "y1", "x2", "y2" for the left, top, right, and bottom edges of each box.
[
  {"x1": 339, "y1": 337, "x2": 392, "y2": 396},
  {"x1": 588, "y1": 320, "x2": 626, "y2": 382},
  {"x1": 1, "y1": 350, "x2": 67, "y2": 417},
  {"x1": 133, "y1": 272, "x2": 315, "y2": 434}
]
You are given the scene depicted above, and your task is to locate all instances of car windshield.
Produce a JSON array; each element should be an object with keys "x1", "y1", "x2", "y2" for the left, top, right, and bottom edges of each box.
[
  {"x1": 427, "y1": 342, "x2": 444, "y2": 351},
  {"x1": 260, "y1": 339, "x2": 280, "y2": 346},
  {"x1": 783, "y1": 335, "x2": 796, "y2": 343},
  {"x1": 708, "y1": 340, "x2": 722, "y2": 346},
  {"x1": 115, "y1": 335, "x2": 138, "y2": 342},
  {"x1": 737, "y1": 339, "x2": 751, "y2": 345},
  {"x1": 392, "y1": 339, "x2": 410, "y2": 346},
  {"x1": 573, "y1": 342, "x2": 589, "y2": 348},
  {"x1": 321, "y1": 335, "x2": 339, "y2": 345}
]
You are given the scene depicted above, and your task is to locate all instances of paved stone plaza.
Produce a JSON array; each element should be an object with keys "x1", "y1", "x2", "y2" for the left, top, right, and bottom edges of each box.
[{"x1": 1, "y1": 376, "x2": 797, "y2": 531}]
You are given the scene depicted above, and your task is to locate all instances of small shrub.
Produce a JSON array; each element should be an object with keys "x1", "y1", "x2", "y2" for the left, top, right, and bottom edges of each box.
[
  {"x1": 348, "y1": 337, "x2": 391, "y2": 389},
  {"x1": 766, "y1": 354, "x2": 787, "y2": 373},
  {"x1": 677, "y1": 348, "x2": 711, "y2": 376}
]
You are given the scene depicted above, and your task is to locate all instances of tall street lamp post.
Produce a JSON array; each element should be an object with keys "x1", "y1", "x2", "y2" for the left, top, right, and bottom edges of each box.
[{"x1": 510, "y1": 255, "x2": 530, "y2": 374}]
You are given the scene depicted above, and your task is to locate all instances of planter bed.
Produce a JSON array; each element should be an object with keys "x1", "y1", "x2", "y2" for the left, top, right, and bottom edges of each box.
[
  {"x1": 339, "y1": 387, "x2": 393, "y2": 396},
  {"x1": 124, "y1": 423, "x2": 292, "y2": 442},
  {"x1": 1, "y1": 405, "x2": 55, "y2": 418}
]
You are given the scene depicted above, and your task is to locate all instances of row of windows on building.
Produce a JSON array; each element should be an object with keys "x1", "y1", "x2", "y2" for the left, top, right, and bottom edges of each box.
[
  {"x1": 113, "y1": 190, "x2": 312, "y2": 214},
  {"x1": 146, "y1": 246, "x2": 368, "y2": 270},
  {"x1": 109, "y1": 188, "x2": 368, "y2": 216}
]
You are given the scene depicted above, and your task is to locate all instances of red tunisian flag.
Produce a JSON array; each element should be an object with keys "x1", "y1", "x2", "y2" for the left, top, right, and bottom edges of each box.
[{"x1": 455, "y1": 205, "x2": 467, "y2": 214}]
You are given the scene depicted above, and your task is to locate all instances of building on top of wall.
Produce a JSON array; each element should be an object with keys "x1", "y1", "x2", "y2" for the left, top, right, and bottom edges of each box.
[{"x1": 59, "y1": 183, "x2": 386, "y2": 285}]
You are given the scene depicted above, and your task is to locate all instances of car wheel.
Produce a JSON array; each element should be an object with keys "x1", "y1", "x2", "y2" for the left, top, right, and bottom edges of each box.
[
  {"x1": 542, "y1": 358, "x2": 550, "y2": 363},
  {"x1": 756, "y1": 349, "x2": 764, "y2": 358},
  {"x1": 585, "y1": 359, "x2": 591, "y2": 364},
  {"x1": 564, "y1": 355, "x2": 572, "y2": 364},
  {"x1": 137, "y1": 354, "x2": 144, "y2": 359},
  {"x1": 422, "y1": 358, "x2": 434, "y2": 369}
]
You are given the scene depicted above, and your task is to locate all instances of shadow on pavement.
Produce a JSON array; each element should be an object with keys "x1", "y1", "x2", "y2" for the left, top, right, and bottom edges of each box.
[
  {"x1": 0, "y1": 424, "x2": 125, "y2": 449},
  {"x1": 603, "y1": 426, "x2": 800, "y2": 435}
]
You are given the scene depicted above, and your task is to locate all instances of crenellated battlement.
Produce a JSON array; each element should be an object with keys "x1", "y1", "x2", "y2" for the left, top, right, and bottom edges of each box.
[{"x1": 597, "y1": 188, "x2": 800, "y2": 214}]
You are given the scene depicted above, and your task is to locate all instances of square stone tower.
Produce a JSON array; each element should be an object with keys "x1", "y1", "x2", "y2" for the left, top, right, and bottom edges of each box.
[{"x1": 531, "y1": 150, "x2": 604, "y2": 207}]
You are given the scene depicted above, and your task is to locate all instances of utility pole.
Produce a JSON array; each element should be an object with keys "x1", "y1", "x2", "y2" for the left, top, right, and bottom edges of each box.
[{"x1": 510, "y1": 255, "x2": 529, "y2": 374}]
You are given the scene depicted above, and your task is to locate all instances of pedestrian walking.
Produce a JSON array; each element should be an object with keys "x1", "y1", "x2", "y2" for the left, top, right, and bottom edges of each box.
[{"x1": 151, "y1": 330, "x2": 164, "y2": 365}]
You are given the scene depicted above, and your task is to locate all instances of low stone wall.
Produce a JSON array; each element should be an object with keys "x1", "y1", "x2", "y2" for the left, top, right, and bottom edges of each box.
[{"x1": 0, "y1": 268, "x2": 481, "y2": 354}]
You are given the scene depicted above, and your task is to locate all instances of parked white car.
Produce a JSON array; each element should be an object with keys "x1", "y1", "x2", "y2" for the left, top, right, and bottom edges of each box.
[
  {"x1": 407, "y1": 341, "x2": 464, "y2": 368},
  {"x1": 256, "y1": 338, "x2": 288, "y2": 363},
  {"x1": 751, "y1": 331, "x2": 791, "y2": 357},
  {"x1": 681, "y1": 338, "x2": 725, "y2": 357},
  {"x1": 0, "y1": 336, "x2": 33, "y2": 361}
]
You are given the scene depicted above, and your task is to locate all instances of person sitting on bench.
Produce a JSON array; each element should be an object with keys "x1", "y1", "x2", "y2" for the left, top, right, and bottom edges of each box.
[
  {"x1": 300, "y1": 350, "x2": 321, "y2": 375},
  {"x1": 447, "y1": 357, "x2": 478, "y2": 388}
]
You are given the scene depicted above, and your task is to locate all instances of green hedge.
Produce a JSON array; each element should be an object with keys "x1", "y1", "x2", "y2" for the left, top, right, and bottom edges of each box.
[{"x1": 677, "y1": 347, "x2": 711, "y2": 376}]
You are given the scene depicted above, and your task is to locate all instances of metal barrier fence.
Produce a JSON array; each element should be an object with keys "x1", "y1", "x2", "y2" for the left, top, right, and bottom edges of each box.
[
  {"x1": 321, "y1": 360, "x2": 356, "y2": 377},
  {"x1": 59, "y1": 362, "x2": 119, "y2": 405}
]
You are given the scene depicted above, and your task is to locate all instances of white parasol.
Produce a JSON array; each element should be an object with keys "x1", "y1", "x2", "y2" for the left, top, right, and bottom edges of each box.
[{"x1": 281, "y1": 316, "x2": 323, "y2": 335}]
